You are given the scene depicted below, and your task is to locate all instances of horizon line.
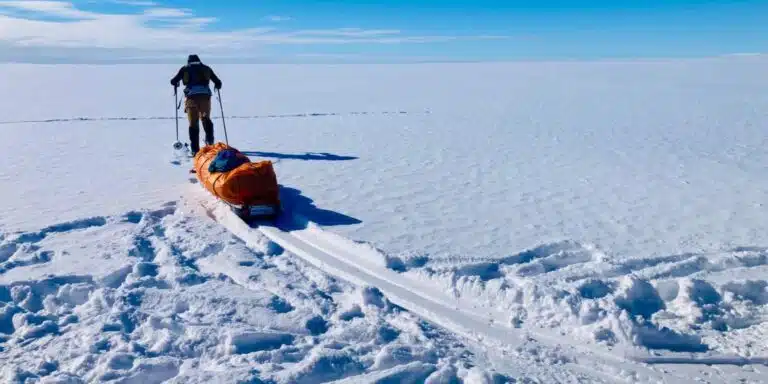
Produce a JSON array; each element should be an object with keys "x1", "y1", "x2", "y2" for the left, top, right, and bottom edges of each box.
[{"x1": 0, "y1": 53, "x2": 764, "y2": 65}]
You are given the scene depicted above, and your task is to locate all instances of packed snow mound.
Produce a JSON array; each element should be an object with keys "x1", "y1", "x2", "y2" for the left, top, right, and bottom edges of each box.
[
  {"x1": 0, "y1": 200, "x2": 508, "y2": 383},
  {"x1": 405, "y1": 240, "x2": 768, "y2": 356}
]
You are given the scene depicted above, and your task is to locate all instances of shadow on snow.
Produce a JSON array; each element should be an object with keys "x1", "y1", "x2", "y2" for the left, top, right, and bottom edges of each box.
[
  {"x1": 270, "y1": 185, "x2": 362, "y2": 231},
  {"x1": 243, "y1": 151, "x2": 358, "y2": 162}
]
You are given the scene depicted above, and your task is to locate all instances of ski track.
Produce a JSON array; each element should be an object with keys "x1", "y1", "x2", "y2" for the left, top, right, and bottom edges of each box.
[
  {"x1": 197, "y1": 192, "x2": 768, "y2": 383},
  {"x1": 0, "y1": 110, "x2": 427, "y2": 126}
]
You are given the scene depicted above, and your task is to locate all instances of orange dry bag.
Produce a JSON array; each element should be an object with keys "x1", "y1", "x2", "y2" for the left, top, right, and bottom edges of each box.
[{"x1": 193, "y1": 143, "x2": 281, "y2": 215}]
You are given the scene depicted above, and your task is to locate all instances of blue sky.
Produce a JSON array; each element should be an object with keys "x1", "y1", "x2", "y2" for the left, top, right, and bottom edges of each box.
[{"x1": 0, "y1": 0, "x2": 765, "y2": 63}]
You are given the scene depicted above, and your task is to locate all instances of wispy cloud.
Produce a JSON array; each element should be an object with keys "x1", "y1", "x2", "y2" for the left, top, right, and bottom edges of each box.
[
  {"x1": 722, "y1": 52, "x2": 765, "y2": 57},
  {"x1": 0, "y1": 1, "x2": 507, "y2": 62},
  {"x1": 0, "y1": 0, "x2": 93, "y2": 18},
  {"x1": 292, "y1": 28, "x2": 400, "y2": 37},
  {"x1": 142, "y1": 7, "x2": 191, "y2": 18},
  {"x1": 109, "y1": 0, "x2": 158, "y2": 6},
  {"x1": 264, "y1": 15, "x2": 292, "y2": 22}
]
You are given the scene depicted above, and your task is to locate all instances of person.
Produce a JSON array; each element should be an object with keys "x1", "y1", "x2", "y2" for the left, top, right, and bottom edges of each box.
[{"x1": 170, "y1": 54, "x2": 222, "y2": 155}]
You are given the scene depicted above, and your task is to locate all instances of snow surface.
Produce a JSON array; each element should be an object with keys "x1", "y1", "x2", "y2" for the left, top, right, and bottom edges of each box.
[{"x1": 2, "y1": 57, "x2": 768, "y2": 382}]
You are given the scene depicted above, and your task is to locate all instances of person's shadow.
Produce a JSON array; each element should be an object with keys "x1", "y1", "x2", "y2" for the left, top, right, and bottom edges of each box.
[
  {"x1": 242, "y1": 151, "x2": 358, "y2": 162},
  {"x1": 271, "y1": 185, "x2": 362, "y2": 231}
]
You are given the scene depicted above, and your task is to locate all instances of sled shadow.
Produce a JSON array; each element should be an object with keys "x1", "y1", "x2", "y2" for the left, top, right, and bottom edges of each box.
[
  {"x1": 243, "y1": 151, "x2": 358, "y2": 161},
  {"x1": 275, "y1": 185, "x2": 362, "y2": 231}
]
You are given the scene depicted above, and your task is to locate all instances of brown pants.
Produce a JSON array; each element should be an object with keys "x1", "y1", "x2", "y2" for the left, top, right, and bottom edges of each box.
[
  {"x1": 185, "y1": 94, "x2": 212, "y2": 126},
  {"x1": 184, "y1": 94, "x2": 214, "y2": 152}
]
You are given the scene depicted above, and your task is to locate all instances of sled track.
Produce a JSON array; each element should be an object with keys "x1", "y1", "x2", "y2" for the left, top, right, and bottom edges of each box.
[
  {"x1": 198, "y1": 198, "x2": 768, "y2": 383},
  {"x1": 0, "y1": 110, "x2": 428, "y2": 125}
]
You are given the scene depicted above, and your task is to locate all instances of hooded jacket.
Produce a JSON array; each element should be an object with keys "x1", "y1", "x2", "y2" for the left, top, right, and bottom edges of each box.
[{"x1": 171, "y1": 55, "x2": 222, "y2": 96}]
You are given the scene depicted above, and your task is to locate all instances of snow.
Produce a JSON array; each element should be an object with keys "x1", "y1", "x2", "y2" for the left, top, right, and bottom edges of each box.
[{"x1": 2, "y1": 56, "x2": 768, "y2": 382}]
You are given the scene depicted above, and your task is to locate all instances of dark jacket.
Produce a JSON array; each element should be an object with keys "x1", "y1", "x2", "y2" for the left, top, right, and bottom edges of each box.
[{"x1": 171, "y1": 56, "x2": 222, "y2": 97}]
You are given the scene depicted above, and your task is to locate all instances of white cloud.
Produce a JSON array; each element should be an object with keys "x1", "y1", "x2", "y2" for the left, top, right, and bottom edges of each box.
[
  {"x1": 109, "y1": 0, "x2": 158, "y2": 6},
  {"x1": 142, "y1": 7, "x2": 191, "y2": 18},
  {"x1": 264, "y1": 15, "x2": 292, "y2": 22},
  {"x1": 723, "y1": 52, "x2": 765, "y2": 57},
  {"x1": 0, "y1": 0, "x2": 94, "y2": 18},
  {"x1": 292, "y1": 28, "x2": 400, "y2": 37},
  {"x1": 0, "y1": 1, "x2": 508, "y2": 62}
]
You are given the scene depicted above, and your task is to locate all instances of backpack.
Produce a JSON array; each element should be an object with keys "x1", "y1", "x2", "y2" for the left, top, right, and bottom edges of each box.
[
  {"x1": 183, "y1": 63, "x2": 213, "y2": 96},
  {"x1": 208, "y1": 149, "x2": 249, "y2": 173}
]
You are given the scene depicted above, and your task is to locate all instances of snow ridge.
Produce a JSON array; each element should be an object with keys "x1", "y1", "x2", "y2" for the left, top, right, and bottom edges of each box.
[
  {"x1": 0, "y1": 110, "x2": 427, "y2": 126},
  {"x1": 195, "y1": 188, "x2": 768, "y2": 383},
  {"x1": 200, "y1": 197, "x2": 701, "y2": 382}
]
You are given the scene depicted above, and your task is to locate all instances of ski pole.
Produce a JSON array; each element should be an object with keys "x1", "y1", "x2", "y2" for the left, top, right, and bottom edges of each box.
[
  {"x1": 173, "y1": 87, "x2": 182, "y2": 150},
  {"x1": 174, "y1": 87, "x2": 179, "y2": 140},
  {"x1": 216, "y1": 88, "x2": 229, "y2": 145}
]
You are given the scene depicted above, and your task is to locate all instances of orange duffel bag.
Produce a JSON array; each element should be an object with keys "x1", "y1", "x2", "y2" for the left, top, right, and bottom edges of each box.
[{"x1": 193, "y1": 143, "x2": 281, "y2": 217}]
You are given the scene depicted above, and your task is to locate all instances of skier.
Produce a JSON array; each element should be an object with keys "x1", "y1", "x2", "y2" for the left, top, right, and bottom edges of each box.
[{"x1": 170, "y1": 54, "x2": 222, "y2": 155}]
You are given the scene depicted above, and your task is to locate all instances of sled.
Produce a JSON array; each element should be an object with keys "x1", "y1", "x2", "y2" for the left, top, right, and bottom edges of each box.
[
  {"x1": 193, "y1": 142, "x2": 281, "y2": 220},
  {"x1": 229, "y1": 203, "x2": 281, "y2": 221}
]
